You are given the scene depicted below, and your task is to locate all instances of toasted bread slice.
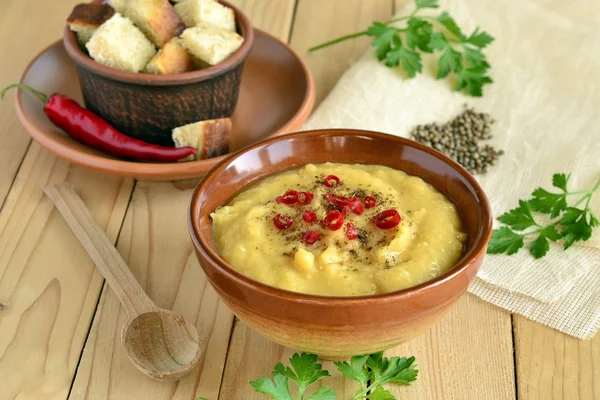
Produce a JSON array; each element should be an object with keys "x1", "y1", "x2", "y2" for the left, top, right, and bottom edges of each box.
[
  {"x1": 145, "y1": 37, "x2": 195, "y2": 74},
  {"x1": 86, "y1": 13, "x2": 156, "y2": 73},
  {"x1": 67, "y1": 3, "x2": 115, "y2": 45},
  {"x1": 107, "y1": 0, "x2": 127, "y2": 13},
  {"x1": 180, "y1": 24, "x2": 243, "y2": 65},
  {"x1": 172, "y1": 118, "x2": 232, "y2": 161},
  {"x1": 124, "y1": 0, "x2": 185, "y2": 47},
  {"x1": 174, "y1": 0, "x2": 235, "y2": 31}
]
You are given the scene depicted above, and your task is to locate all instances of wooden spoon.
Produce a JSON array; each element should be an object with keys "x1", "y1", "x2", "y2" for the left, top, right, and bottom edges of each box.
[{"x1": 44, "y1": 183, "x2": 202, "y2": 382}]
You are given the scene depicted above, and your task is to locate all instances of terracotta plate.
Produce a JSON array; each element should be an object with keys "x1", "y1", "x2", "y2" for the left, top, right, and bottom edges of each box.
[{"x1": 14, "y1": 29, "x2": 315, "y2": 180}]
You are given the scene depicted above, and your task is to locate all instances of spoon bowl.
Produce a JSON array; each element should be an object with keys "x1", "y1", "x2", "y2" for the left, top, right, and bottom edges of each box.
[{"x1": 122, "y1": 310, "x2": 201, "y2": 382}]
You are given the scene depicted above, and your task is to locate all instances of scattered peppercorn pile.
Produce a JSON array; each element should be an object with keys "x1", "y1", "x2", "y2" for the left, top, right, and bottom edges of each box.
[{"x1": 410, "y1": 106, "x2": 504, "y2": 174}]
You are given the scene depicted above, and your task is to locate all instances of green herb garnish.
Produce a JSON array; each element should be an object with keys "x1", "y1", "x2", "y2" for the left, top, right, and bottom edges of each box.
[
  {"x1": 250, "y1": 352, "x2": 418, "y2": 400},
  {"x1": 488, "y1": 173, "x2": 600, "y2": 259},
  {"x1": 309, "y1": 0, "x2": 494, "y2": 97}
]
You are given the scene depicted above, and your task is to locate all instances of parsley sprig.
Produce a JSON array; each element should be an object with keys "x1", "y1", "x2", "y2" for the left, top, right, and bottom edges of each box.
[
  {"x1": 488, "y1": 173, "x2": 600, "y2": 259},
  {"x1": 250, "y1": 352, "x2": 418, "y2": 400},
  {"x1": 309, "y1": 0, "x2": 494, "y2": 97}
]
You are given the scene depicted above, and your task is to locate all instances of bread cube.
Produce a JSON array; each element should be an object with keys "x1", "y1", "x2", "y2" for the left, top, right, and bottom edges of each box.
[
  {"x1": 172, "y1": 117, "x2": 231, "y2": 161},
  {"x1": 124, "y1": 0, "x2": 185, "y2": 47},
  {"x1": 67, "y1": 3, "x2": 115, "y2": 45},
  {"x1": 145, "y1": 37, "x2": 196, "y2": 74},
  {"x1": 174, "y1": 0, "x2": 235, "y2": 31},
  {"x1": 180, "y1": 24, "x2": 243, "y2": 65},
  {"x1": 107, "y1": 0, "x2": 127, "y2": 14},
  {"x1": 86, "y1": 13, "x2": 156, "y2": 73}
]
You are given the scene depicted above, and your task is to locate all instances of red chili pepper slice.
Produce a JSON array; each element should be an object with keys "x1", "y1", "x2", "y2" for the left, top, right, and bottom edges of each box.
[
  {"x1": 324, "y1": 174, "x2": 340, "y2": 187},
  {"x1": 373, "y1": 209, "x2": 401, "y2": 229},
  {"x1": 324, "y1": 210, "x2": 344, "y2": 231},
  {"x1": 303, "y1": 229, "x2": 321, "y2": 245},
  {"x1": 364, "y1": 195, "x2": 377, "y2": 209},
  {"x1": 273, "y1": 213, "x2": 294, "y2": 230},
  {"x1": 1, "y1": 84, "x2": 196, "y2": 162},
  {"x1": 345, "y1": 222, "x2": 358, "y2": 240},
  {"x1": 325, "y1": 193, "x2": 350, "y2": 207},
  {"x1": 296, "y1": 191, "x2": 314, "y2": 205},
  {"x1": 277, "y1": 190, "x2": 298, "y2": 205},
  {"x1": 302, "y1": 210, "x2": 317, "y2": 223},
  {"x1": 348, "y1": 197, "x2": 364, "y2": 215}
]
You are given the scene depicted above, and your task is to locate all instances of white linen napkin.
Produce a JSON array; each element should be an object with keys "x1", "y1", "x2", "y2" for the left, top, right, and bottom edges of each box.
[{"x1": 302, "y1": 0, "x2": 600, "y2": 338}]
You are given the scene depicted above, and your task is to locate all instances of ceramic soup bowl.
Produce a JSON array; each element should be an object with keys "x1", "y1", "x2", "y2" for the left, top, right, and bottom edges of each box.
[
  {"x1": 188, "y1": 129, "x2": 492, "y2": 357},
  {"x1": 63, "y1": 0, "x2": 254, "y2": 146}
]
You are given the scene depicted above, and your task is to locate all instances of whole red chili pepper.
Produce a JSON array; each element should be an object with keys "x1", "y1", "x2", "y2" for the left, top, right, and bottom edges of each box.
[{"x1": 2, "y1": 84, "x2": 196, "y2": 162}]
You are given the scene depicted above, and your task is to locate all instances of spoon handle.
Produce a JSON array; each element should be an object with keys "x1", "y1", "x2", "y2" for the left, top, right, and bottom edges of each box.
[{"x1": 44, "y1": 183, "x2": 157, "y2": 318}]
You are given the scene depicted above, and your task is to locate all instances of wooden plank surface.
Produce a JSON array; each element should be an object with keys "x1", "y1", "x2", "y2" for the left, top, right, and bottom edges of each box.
[
  {"x1": 514, "y1": 315, "x2": 599, "y2": 400},
  {"x1": 0, "y1": 0, "x2": 78, "y2": 209},
  {"x1": 390, "y1": 294, "x2": 516, "y2": 400},
  {"x1": 0, "y1": 143, "x2": 132, "y2": 400}
]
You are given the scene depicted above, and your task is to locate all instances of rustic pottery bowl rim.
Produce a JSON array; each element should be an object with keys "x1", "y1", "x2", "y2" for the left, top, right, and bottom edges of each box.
[
  {"x1": 63, "y1": 0, "x2": 254, "y2": 86},
  {"x1": 189, "y1": 129, "x2": 493, "y2": 305}
]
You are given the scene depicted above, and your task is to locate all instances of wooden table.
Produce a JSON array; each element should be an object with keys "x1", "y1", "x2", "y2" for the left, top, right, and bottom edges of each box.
[{"x1": 0, "y1": 1, "x2": 598, "y2": 399}]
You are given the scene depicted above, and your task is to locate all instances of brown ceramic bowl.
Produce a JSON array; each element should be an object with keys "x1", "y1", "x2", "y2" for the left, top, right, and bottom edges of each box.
[
  {"x1": 63, "y1": 0, "x2": 254, "y2": 146},
  {"x1": 189, "y1": 129, "x2": 492, "y2": 357}
]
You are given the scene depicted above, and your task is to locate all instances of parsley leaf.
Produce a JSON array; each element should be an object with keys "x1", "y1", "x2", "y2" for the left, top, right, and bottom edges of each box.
[
  {"x1": 250, "y1": 374, "x2": 293, "y2": 400},
  {"x1": 529, "y1": 234, "x2": 549, "y2": 259},
  {"x1": 287, "y1": 353, "x2": 331, "y2": 393},
  {"x1": 463, "y1": 46, "x2": 489, "y2": 69},
  {"x1": 251, "y1": 354, "x2": 331, "y2": 400},
  {"x1": 497, "y1": 200, "x2": 537, "y2": 231},
  {"x1": 488, "y1": 173, "x2": 600, "y2": 258},
  {"x1": 369, "y1": 385, "x2": 396, "y2": 400},
  {"x1": 406, "y1": 18, "x2": 434, "y2": 52},
  {"x1": 310, "y1": 0, "x2": 494, "y2": 97},
  {"x1": 541, "y1": 225, "x2": 561, "y2": 241},
  {"x1": 306, "y1": 386, "x2": 336, "y2": 400},
  {"x1": 415, "y1": 0, "x2": 439, "y2": 9},
  {"x1": 560, "y1": 210, "x2": 593, "y2": 249},
  {"x1": 529, "y1": 188, "x2": 567, "y2": 218},
  {"x1": 552, "y1": 173, "x2": 569, "y2": 191},
  {"x1": 367, "y1": 23, "x2": 397, "y2": 60},
  {"x1": 487, "y1": 227, "x2": 524, "y2": 255},
  {"x1": 465, "y1": 28, "x2": 494, "y2": 48},
  {"x1": 333, "y1": 355, "x2": 371, "y2": 387},
  {"x1": 437, "y1": 46, "x2": 463, "y2": 79},
  {"x1": 456, "y1": 67, "x2": 493, "y2": 97},
  {"x1": 386, "y1": 41, "x2": 423, "y2": 77},
  {"x1": 437, "y1": 12, "x2": 465, "y2": 40},
  {"x1": 253, "y1": 351, "x2": 419, "y2": 400},
  {"x1": 428, "y1": 32, "x2": 447, "y2": 50},
  {"x1": 366, "y1": 353, "x2": 419, "y2": 385}
]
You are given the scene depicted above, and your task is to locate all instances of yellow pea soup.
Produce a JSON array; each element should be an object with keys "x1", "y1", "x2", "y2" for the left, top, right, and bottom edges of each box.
[{"x1": 211, "y1": 163, "x2": 467, "y2": 296}]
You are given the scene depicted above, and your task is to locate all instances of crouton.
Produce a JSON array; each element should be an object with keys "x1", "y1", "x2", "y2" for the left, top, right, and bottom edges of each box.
[
  {"x1": 86, "y1": 13, "x2": 156, "y2": 73},
  {"x1": 174, "y1": 0, "x2": 235, "y2": 31},
  {"x1": 145, "y1": 37, "x2": 195, "y2": 74},
  {"x1": 124, "y1": 0, "x2": 185, "y2": 47},
  {"x1": 67, "y1": 3, "x2": 115, "y2": 45},
  {"x1": 180, "y1": 24, "x2": 243, "y2": 65},
  {"x1": 172, "y1": 118, "x2": 231, "y2": 161},
  {"x1": 107, "y1": 0, "x2": 127, "y2": 14}
]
